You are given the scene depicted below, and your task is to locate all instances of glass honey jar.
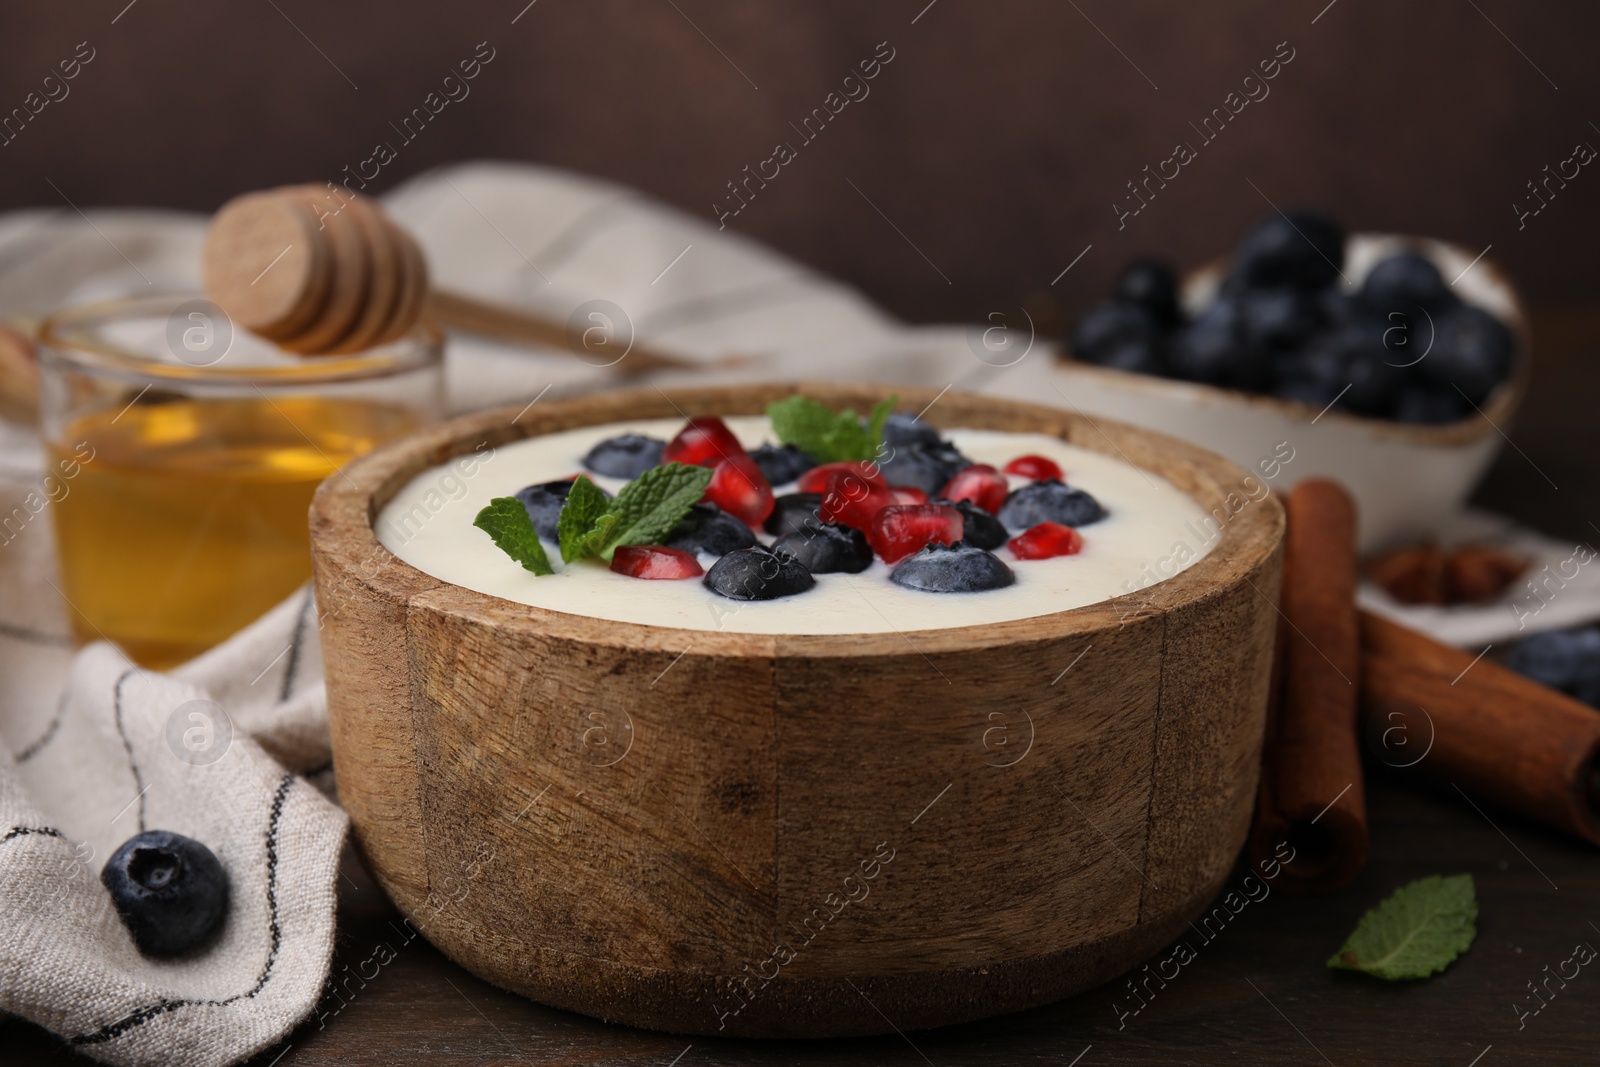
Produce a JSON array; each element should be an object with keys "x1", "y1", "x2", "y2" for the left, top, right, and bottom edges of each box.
[{"x1": 38, "y1": 294, "x2": 442, "y2": 668}]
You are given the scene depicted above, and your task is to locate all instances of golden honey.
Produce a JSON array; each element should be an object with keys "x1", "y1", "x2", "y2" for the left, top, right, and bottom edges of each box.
[{"x1": 51, "y1": 394, "x2": 424, "y2": 668}]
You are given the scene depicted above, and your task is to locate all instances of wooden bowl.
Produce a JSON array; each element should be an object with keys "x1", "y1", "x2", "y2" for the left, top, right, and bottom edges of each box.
[
  {"x1": 309, "y1": 382, "x2": 1284, "y2": 1038},
  {"x1": 1046, "y1": 235, "x2": 1528, "y2": 552}
]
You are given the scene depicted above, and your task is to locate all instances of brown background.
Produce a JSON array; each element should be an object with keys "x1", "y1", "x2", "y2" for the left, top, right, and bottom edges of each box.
[
  {"x1": 1, "y1": 0, "x2": 1596, "y2": 538},
  {"x1": 2, "y1": 0, "x2": 1596, "y2": 324}
]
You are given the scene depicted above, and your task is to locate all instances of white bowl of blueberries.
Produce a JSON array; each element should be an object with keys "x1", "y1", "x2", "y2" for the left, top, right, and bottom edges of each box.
[{"x1": 1057, "y1": 210, "x2": 1527, "y2": 551}]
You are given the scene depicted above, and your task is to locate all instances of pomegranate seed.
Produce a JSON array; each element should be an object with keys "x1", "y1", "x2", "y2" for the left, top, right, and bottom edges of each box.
[
  {"x1": 889, "y1": 485, "x2": 929, "y2": 506},
  {"x1": 704, "y1": 453, "x2": 775, "y2": 526},
  {"x1": 869, "y1": 504, "x2": 965, "y2": 563},
  {"x1": 662, "y1": 416, "x2": 744, "y2": 468},
  {"x1": 819, "y1": 468, "x2": 897, "y2": 530},
  {"x1": 940, "y1": 464, "x2": 1009, "y2": 514},
  {"x1": 610, "y1": 544, "x2": 705, "y2": 579},
  {"x1": 1004, "y1": 454, "x2": 1064, "y2": 481},
  {"x1": 1008, "y1": 522, "x2": 1084, "y2": 560},
  {"x1": 798, "y1": 460, "x2": 884, "y2": 494}
]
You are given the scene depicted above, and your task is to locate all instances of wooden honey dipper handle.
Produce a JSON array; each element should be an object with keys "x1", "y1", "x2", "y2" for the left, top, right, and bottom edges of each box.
[
  {"x1": 426, "y1": 289, "x2": 619, "y2": 363},
  {"x1": 202, "y1": 185, "x2": 700, "y2": 374}
]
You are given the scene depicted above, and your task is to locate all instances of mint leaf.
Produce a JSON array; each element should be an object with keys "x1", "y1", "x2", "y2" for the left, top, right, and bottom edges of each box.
[
  {"x1": 558, "y1": 475, "x2": 612, "y2": 563},
  {"x1": 573, "y1": 512, "x2": 619, "y2": 562},
  {"x1": 768, "y1": 395, "x2": 846, "y2": 460},
  {"x1": 1328, "y1": 874, "x2": 1477, "y2": 979},
  {"x1": 767, "y1": 394, "x2": 899, "y2": 463},
  {"x1": 600, "y1": 462, "x2": 712, "y2": 559},
  {"x1": 866, "y1": 397, "x2": 895, "y2": 454},
  {"x1": 473, "y1": 497, "x2": 554, "y2": 575}
]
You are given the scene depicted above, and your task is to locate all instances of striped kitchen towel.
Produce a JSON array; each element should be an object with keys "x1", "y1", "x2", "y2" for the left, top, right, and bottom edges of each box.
[{"x1": 1, "y1": 593, "x2": 344, "y2": 1067}]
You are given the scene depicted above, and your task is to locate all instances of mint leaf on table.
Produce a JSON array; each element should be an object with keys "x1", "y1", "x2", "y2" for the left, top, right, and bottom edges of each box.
[
  {"x1": 767, "y1": 394, "x2": 898, "y2": 463},
  {"x1": 1327, "y1": 874, "x2": 1477, "y2": 980},
  {"x1": 600, "y1": 462, "x2": 712, "y2": 559},
  {"x1": 473, "y1": 497, "x2": 554, "y2": 575},
  {"x1": 558, "y1": 475, "x2": 614, "y2": 563}
]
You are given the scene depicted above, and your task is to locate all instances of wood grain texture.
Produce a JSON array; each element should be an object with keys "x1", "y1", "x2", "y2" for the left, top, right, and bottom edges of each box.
[
  {"x1": 331, "y1": 195, "x2": 404, "y2": 354},
  {"x1": 283, "y1": 185, "x2": 371, "y2": 354},
  {"x1": 201, "y1": 190, "x2": 329, "y2": 339},
  {"x1": 308, "y1": 382, "x2": 1284, "y2": 1037},
  {"x1": 382, "y1": 224, "x2": 429, "y2": 348}
]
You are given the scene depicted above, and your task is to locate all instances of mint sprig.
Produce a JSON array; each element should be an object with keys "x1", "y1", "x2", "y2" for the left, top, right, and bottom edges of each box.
[
  {"x1": 473, "y1": 497, "x2": 554, "y2": 575},
  {"x1": 559, "y1": 462, "x2": 713, "y2": 564},
  {"x1": 767, "y1": 394, "x2": 898, "y2": 463},
  {"x1": 557, "y1": 475, "x2": 616, "y2": 563},
  {"x1": 603, "y1": 462, "x2": 713, "y2": 554},
  {"x1": 1328, "y1": 874, "x2": 1477, "y2": 980}
]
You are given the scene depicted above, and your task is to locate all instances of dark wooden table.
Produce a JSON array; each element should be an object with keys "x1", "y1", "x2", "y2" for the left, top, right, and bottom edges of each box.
[{"x1": 7, "y1": 307, "x2": 1597, "y2": 1066}]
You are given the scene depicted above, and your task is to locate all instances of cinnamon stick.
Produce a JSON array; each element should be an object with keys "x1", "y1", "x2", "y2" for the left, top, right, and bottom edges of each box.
[
  {"x1": 1248, "y1": 479, "x2": 1368, "y2": 894},
  {"x1": 1360, "y1": 610, "x2": 1600, "y2": 845}
]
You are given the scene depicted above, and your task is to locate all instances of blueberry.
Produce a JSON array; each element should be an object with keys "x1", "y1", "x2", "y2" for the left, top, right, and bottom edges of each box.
[
  {"x1": 1376, "y1": 309, "x2": 1436, "y2": 364},
  {"x1": 1360, "y1": 253, "x2": 1453, "y2": 314},
  {"x1": 1417, "y1": 304, "x2": 1515, "y2": 405},
  {"x1": 765, "y1": 493, "x2": 825, "y2": 536},
  {"x1": 704, "y1": 545, "x2": 815, "y2": 600},
  {"x1": 1360, "y1": 255, "x2": 1463, "y2": 368},
  {"x1": 1504, "y1": 628, "x2": 1600, "y2": 705},
  {"x1": 1113, "y1": 259, "x2": 1182, "y2": 328},
  {"x1": 1070, "y1": 301, "x2": 1160, "y2": 364},
  {"x1": 749, "y1": 443, "x2": 815, "y2": 486},
  {"x1": 1572, "y1": 631, "x2": 1600, "y2": 708},
  {"x1": 1275, "y1": 325, "x2": 1406, "y2": 417},
  {"x1": 1393, "y1": 385, "x2": 1471, "y2": 425},
  {"x1": 997, "y1": 480, "x2": 1106, "y2": 530},
  {"x1": 881, "y1": 411, "x2": 943, "y2": 448},
  {"x1": 1168, "y1": 298, "x2": 1269, "y2": 388},
  {"x1": 890, "y1": 542, "x2": 1015, "y2": 593},
  {"x1": 1316, "y1": 286, "x2": 1361, "y2": 329},
  {"x1": 935, "y1": 497, "x2": 1008, "y2": 550},
  {"x1": 1239, "y1": 288, "x2": 1324, "y2": 351},
  {"x1": 1168, "y1": 297, "x2": 1238, "y2": 384},
  {"x1": 665, "y1": 503, "x2": 757, "y2": 556},
  {"x1": 878, "y1": 441, "x2": 972, "y2": 496},
  {"x1": 1338, "y1": 341, "x2": 1409, "y2": 416},
  {"x1": 582, "y1": 433, "x2": 665, "y2": 478},
  {"x1": 772, "y1": 522, "x2": 873, "y2": 574},
  {"x1": 102, "y1": 830, "x2": 228, "y2": 958},
  {"x1": 515, "y1": 479, "x2": 610, "y2": 541},
  {"x1": 1229, "y1": 210, "x2": 1345, "y2": 290}
]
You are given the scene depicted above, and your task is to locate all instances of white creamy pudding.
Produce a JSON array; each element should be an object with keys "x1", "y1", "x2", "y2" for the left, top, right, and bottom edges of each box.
[{"x1": 376, "y1": 414, "x2": 1217, "y2": 635}]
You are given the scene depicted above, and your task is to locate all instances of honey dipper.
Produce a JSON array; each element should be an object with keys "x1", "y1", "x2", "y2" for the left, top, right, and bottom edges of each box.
[{"x1": 202, "y1": 184, "x2": 700, "y2": 372}]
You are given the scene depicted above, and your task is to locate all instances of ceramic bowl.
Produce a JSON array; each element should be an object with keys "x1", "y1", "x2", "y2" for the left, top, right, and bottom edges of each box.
[{"x1": 1051, "y1": 235, "x2": 1527, "y2": 551}]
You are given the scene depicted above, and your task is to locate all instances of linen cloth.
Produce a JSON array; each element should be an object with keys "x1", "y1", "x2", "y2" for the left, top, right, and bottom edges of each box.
[{"x1": 0, "y1": 161, "x2": 1592, "y2": 1065}]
